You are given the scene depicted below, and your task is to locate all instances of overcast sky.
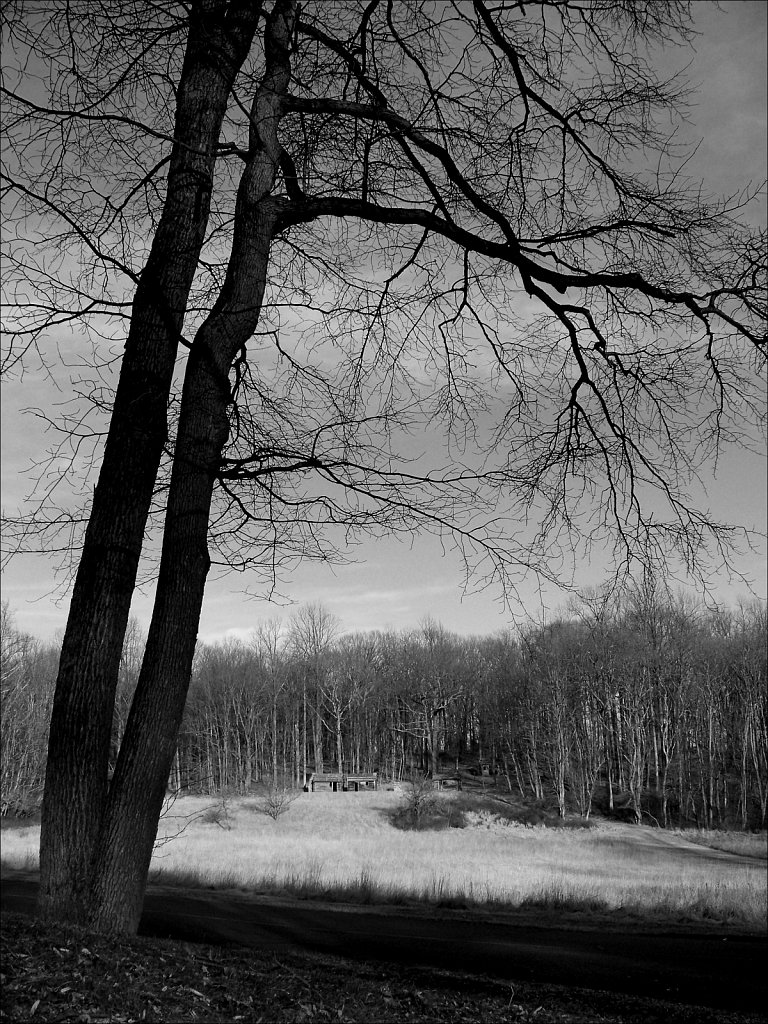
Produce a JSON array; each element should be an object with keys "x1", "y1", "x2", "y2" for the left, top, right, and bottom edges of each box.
[{"x1": 2, "y1": 1, "x2": 766, "y2": 644}]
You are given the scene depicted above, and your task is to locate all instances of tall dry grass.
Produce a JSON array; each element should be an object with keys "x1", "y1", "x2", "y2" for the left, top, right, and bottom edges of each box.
[
  {"x1": 667, "y1": 827, "x2": 768, "y2": 859},
  {"x1": 2, "y1": 791, "x2": 765, "y2": 927}
]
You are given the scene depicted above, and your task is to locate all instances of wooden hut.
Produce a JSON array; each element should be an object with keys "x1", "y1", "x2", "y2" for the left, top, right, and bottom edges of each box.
[
  {"x1": 434, "y1": 773, "x2": 462, "y2": 790},
  {"x1": 308, "y1": 772, "x2": 344, "y2": 792},
  {"x1": 307, "y1": 771, "x2": 378, "y2": 792},
  {"x1": 345, "y1": 772, "x2": 378, "y2": 792}
]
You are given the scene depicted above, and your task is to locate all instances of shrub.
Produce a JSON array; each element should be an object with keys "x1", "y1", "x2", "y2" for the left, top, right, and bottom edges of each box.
[
  {"x1": 555, "y1": 815, "x2": 595, "y2": 830},
  {"x1": 200, "y1": 799, "x2": 233, "y2": 830},
  {"x1": 254, "y1": 785, "x2": 299, "y2": 821},
  {"x1": 391, "y1": 776, "x2": 447, "y2": 831},
  {"x1": 445, "y1": 793, "x2": 594, "y2": 830}
]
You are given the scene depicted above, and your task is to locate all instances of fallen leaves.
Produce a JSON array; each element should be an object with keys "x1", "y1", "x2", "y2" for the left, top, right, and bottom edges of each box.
[{"x1": 1, "y1": 911, "x2": 763, "y2": 1024}]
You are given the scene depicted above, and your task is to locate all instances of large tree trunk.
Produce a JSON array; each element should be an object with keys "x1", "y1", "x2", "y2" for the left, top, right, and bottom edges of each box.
[
  {"x1": 91, "y1": 231, "x2": 277, "y2": 930},
  {"x1": 38, "y1": 2, "x2": 261, "y2": 925},
  {"x1": 87, "y1": 342, "x2": 232, "y2": 932},
  {"x1": 82, "y1": 2, "x2": 295, "y2": 932}
]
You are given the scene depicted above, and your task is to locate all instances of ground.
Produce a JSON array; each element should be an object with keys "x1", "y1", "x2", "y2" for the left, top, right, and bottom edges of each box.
[{"x1": 1, "y1": 910, "x2": 763, "y2": 1024}]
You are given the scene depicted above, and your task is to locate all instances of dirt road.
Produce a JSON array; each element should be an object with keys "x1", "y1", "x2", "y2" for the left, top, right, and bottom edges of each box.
[
  {"x1": 590, "y1": 820, "x2": 763, "y2": 865},
  {"x1": 2, "y1": 869, "x2": 765, "y2": 1014}
]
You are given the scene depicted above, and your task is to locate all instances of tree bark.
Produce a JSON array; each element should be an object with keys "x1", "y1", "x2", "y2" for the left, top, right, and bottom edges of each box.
[
  {"x1": 84, "y1": 0, "x2": 295, "y2": 932},
  {"x1": 88, "y1": 337, "x2": 234, "y2": 931},
  {"x1": 38, "y1": 1, "x2": 262, "y2": 925}
]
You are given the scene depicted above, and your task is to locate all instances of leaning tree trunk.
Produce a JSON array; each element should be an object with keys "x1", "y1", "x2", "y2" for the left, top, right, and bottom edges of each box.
[
  {"x1": 84, "y1": 2, "x2": 294, "y2": 933},
  {"x1": 38, "y1": 3, "x2": 261, "y2": 925},
  {"x1": 87, "y1": 338, "x2": 234, "y2": 931},
  {"x1": 88, "y1": 229, "x2": 278, "y2": 931}
]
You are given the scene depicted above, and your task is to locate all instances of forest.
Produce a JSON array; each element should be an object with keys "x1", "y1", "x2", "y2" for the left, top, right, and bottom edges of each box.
[{"x1": 3, "y1": 586, "x2": 765, "y2": 832}]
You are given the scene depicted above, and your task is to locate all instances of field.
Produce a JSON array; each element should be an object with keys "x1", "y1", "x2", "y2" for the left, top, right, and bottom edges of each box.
[{"x1": 3, "y1": 788, "x2": 766, "y2": 928}]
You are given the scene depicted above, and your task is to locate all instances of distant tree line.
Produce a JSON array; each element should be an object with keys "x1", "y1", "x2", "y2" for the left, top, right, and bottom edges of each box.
[{"x1": 2, "y1": 588, "x2": 765, "y2": 830}]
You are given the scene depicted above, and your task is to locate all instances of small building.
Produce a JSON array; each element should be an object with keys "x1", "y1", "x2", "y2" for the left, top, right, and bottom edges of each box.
[
  {"x1": 307, "y1": 771, "x2": 378, "y2": 792},
  {"x1": 309, "y1": 772, "x2": 344, "y2": 792},
  {"x1": 345, "y1": 773, "x2": 377, "y2": 792},
  {"x1": 434, "y1": 774, "x2": 462, "y2": 791}
]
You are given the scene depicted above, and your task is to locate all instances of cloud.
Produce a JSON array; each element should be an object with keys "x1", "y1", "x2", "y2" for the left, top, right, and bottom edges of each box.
[
  {"x1": 197, "y1": 626, "x2": 257, "y2": 646},
  {"x1": 324, "y1": 583, "x2": 453, "y2": 607}
]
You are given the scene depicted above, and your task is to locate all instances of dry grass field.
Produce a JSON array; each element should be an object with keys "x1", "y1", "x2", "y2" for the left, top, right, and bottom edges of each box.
[{"x1": 3, "y1": 789, "x2": 765, "y2": 928}]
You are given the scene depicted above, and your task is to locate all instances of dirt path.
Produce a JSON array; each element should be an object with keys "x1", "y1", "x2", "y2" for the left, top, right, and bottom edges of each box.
[
  {"x1": 591, "y1": 821, "x2": 764, "y2": 865},
  {"x1": 2, "y1": 869, "x2": 765, "y2": 1014}
]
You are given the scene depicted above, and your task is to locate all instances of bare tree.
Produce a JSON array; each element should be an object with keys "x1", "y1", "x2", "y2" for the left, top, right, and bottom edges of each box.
[
  {"x1": 252, "y1": 617, "x2": 287, "y2": 785},
  {"x1": 0, "y1": 604, "x2": 57, "y2": 815},
  {"x1": 327, "y1": 632, "x2": 379, "y2": 773},
  {"x1": 396, "y1": 620, "x2": 464, "y2": 778},
  {"x1": 288, "y1": 602, "x2": 341, "y2": 776},
  {"x1": 1, "y1": 1, "x2": 764, "y2": 933}
]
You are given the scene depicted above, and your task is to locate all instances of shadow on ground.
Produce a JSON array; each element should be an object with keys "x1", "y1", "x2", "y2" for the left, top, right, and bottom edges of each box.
[{"x1": 2, "y1": 869, "x2": 765, "y2": 1014}]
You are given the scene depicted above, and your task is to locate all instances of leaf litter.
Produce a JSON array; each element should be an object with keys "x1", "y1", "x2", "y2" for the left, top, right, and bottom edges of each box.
[{"x1": 1, "y1": 912, "x2": 762, "y2": 1024}]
